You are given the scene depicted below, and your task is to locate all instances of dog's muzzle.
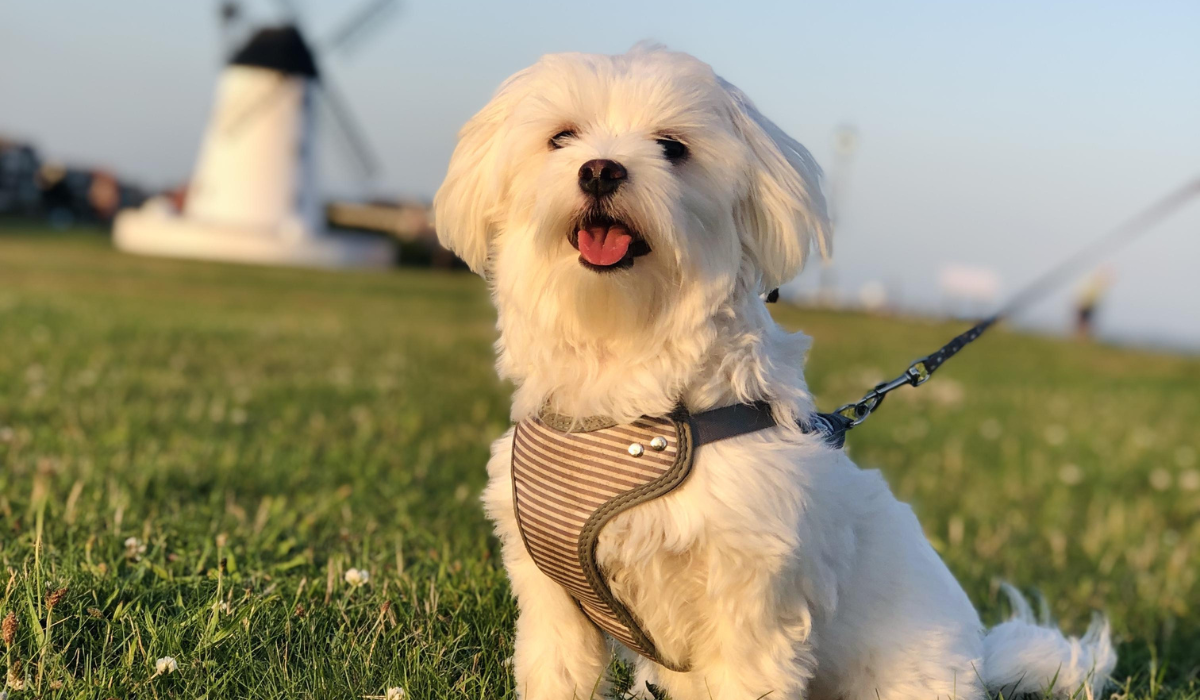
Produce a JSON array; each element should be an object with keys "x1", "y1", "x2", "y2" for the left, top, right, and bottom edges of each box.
[{"x1": 568, "y1": 214, "x2": 652, "y2": 272}]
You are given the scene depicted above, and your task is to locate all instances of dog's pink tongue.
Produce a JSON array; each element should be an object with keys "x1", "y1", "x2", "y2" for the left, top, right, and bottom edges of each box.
[{"x1": 577, "y1": 224, "x2": 632, "y2": 266}]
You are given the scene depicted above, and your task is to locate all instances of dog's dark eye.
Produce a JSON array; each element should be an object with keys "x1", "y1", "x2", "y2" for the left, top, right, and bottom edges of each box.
[
  {"x1": 656, "y1": 137, "x2": 688, "y2": 162},
  {"x1": 549, "y1": 129, "x2": 576, "y2": 150}
]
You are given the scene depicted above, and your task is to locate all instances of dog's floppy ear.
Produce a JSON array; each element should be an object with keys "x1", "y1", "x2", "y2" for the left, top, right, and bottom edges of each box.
[
  {"x1": 434, "y1": 70, "x2": 529, "y2": 275},
  {"x1": 722, "y1": 78, "x2": 831, "y2": 291}
]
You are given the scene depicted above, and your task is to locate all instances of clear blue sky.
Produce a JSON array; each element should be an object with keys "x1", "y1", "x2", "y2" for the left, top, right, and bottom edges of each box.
[{"x1": 3, "y1": 1, "x2": 1198, "y2": 348}]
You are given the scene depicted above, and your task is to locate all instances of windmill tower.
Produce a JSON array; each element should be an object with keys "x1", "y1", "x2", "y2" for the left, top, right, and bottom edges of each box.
[{"x1": 115, "y1": 1, "x2": 399, "y2": 269}]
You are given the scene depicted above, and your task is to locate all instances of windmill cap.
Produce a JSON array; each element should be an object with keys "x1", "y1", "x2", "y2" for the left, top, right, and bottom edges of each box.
[{"x1": 230, "y1": 25, "x2": 319, "y2": 78}]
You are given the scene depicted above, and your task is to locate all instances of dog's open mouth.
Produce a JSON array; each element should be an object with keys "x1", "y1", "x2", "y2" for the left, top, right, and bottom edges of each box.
[{"x1": 568, "y1": 215, "x2": 652, "y2": 272}]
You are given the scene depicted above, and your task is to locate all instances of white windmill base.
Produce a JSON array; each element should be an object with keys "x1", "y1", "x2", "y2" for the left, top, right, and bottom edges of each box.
[{"x1": 113, "y1": 202, "x2": 396, "y2": 270}]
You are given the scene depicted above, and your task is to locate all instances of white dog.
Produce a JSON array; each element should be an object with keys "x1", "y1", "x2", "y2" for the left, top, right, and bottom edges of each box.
[{"x1": 435, "y1": 46, "x2": 1115, "y2": 700}]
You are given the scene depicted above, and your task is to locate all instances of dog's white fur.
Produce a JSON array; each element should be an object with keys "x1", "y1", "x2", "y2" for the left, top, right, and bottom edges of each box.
[{"x1": 436, "y1": 47, "x2": 1116, "y2": 700}]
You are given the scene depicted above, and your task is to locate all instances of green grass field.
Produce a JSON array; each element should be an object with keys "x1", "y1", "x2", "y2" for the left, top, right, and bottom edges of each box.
[{"x1": 1, "y1": 229, "x2": 1197, "y2": 699}]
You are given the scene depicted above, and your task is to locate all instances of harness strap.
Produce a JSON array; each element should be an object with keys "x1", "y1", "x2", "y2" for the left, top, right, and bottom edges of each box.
[
  {"x1": 688, "y1": 402, "x2": 775, "y2": 443},
  {"x1": 690, "y1": 401, "x2": 852, "y2": 448}
]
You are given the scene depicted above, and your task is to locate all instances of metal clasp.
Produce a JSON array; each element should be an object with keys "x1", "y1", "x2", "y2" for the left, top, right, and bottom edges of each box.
[
  {"x1": 834, "y1": 388, "x2": 885, "y2": 427},
  {"x1": 907, "y1": 360, "x2": 931, "y2": 386},
  {"x1": 834, "y1": 357, "x2": 935, "y2": 428}
]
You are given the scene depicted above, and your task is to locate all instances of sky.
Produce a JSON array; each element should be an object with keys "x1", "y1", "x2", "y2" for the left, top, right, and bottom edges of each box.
[{"x1": 2, "y1": 1, "x2": 1199, "y2": 349}]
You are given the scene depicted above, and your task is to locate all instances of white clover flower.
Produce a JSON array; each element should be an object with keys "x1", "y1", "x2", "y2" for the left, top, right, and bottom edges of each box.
[
  {"x1": 154, "y1": 656, "x2": 179, "y2": 676},
  {"x1": 385, "y1": 687, "x2": 406, "y2": 700},
  {"x1": 1, "y1": 687, "x2": 9, "y2": 699},
  {"x1": 344, "y1": 568, "x2": 370, "y2": 587},
  {"x1": 124, "y1": 537, "x2": 147, "y2": 559}
]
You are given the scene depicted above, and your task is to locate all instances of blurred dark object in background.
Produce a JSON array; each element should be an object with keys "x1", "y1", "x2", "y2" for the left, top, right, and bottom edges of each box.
[
  {"x1": 0, "y1": 137, "x2": 42, "y2": 216},
  {"x1": 1074, "y1": 268, "x2": 1114, "y2": 340},
  {"x1": 0, "y1": 135, "x2": 147, "y2": 228}
]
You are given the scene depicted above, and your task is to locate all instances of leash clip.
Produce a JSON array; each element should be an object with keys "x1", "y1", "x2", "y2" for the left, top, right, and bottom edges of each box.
[{"x1": 834, "y1": 358, "x2": 934, "y2": 428}]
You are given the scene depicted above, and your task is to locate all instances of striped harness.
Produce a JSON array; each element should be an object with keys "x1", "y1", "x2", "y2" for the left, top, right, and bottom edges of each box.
[{"x1": 510, "y1": 402, "x2": 850, "y2": 671}]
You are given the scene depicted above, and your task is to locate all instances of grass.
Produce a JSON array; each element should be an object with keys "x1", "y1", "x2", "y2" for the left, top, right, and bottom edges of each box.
[{"x1": 0, "y1": 227, "x2": 1197, "y2": 699}]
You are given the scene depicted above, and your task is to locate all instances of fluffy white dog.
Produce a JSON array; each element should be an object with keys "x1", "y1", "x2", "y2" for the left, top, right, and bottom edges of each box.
[{"x1": 435, "y1": 46, "x2": 1115, "y2": 700}]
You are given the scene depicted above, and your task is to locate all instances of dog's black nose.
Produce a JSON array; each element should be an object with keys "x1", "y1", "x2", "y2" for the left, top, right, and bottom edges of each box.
[{"x1": 578, "y1": 159, "x2": 627, "y2": 197}]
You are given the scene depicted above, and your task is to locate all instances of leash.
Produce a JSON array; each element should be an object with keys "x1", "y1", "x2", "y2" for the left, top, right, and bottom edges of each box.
[{"x1": 830, "y1": 175, "x2": 1200, "y2": 430}]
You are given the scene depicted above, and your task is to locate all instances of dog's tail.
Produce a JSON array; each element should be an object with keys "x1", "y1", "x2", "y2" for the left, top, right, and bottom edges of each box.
[{"x1": 981, "y1": 584, "x2": 1117, "y2": 700}]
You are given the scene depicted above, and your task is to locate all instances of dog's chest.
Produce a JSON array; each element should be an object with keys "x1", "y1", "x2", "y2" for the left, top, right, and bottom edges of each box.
[
  {"x1": 511, "y1": 414, "x2": 694, "y2": 669},
  {"x1": 507, "y1": 403, "x2": 848, "y2": 670}
]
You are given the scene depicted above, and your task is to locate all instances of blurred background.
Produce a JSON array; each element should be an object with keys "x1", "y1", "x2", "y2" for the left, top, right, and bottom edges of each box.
[
  {"x1": 3, "y1": 0, "x2": 1199, "y2": 345},
  {"x1": 1, "y1": 2, "x2": 1198, "y2": 698}
]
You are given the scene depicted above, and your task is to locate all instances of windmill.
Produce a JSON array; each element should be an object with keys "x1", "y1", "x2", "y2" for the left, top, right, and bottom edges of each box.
[{"x1": 114, "y1": 0, "x2": 400, "y2": 269}]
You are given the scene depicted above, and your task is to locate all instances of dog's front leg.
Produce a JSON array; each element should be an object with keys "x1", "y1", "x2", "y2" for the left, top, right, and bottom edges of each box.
[
  {"x1": 656, "y1": 557, "x2": 816, "y2": 700},
  {"x1": 507, "y1": 547, "x2": 611, "y2": 699},
  {"x1": 484, "y1": 432, "x2": 611, "y2": 699}
]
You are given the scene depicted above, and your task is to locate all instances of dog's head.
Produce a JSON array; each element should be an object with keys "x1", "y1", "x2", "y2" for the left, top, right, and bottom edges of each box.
[{"x1": 435, "y1": 46, "x2": 828, "y2": 360}]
